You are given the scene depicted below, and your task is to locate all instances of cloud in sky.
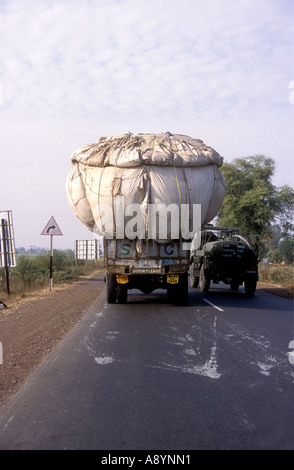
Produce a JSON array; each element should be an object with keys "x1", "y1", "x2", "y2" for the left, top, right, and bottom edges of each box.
[{"x1": 0, "y1": 0, "x2": 293, "y2": 248}]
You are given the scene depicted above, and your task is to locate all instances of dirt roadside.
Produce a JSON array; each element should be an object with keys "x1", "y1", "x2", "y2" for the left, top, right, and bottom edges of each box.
[
  {"x1": 0, "y1": 275, "x2": 292, "y2": 410},
  {"x1": 0, "y1": 270, "x2": 105, "y2": 410}
]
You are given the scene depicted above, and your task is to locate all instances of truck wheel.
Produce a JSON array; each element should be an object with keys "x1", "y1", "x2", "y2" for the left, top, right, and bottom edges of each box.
[
  {"x1": 230, "y1": 281, "x2": 239, "y2": 291},
  {"x1": 106, "y1": 274, "x2": 117, "y2": 303},
  {"x1": 117, "y1": 284, "x2": 128, "y2": 304},
  {"x1": 244, "y1": 279, "x2": 257, "y2": 296},
  {"x1": 190, "y1": 274, "x2": 199, "y2": 288},
  {"x1": 199, "y1": 265, "x2": 210, "y2": 292}
]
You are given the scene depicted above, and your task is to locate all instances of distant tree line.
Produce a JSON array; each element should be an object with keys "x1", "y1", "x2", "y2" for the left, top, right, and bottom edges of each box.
[{"x1": 16, "y1": 246, "x2": 74, "y2": 256}]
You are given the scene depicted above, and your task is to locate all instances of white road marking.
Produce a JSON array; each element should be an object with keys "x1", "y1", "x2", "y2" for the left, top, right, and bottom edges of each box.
[
  {"x1": 0, "y1": 415, "x2": 14, "y2": 433},
  {"x1": 95, "y1": 356, "x2": 114, "y2": 365},
  {"x1": 203, "y1": 298, "x2": 224, "y2": 312}
]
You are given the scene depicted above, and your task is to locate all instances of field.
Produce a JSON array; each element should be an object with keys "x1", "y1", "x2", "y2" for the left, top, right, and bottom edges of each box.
[
  {"x1": 0, "y1": 251, "x2": 103, "y2": 305},
  {"x1": 258, "y1": 263, "x2": 293, "y2": 298}
]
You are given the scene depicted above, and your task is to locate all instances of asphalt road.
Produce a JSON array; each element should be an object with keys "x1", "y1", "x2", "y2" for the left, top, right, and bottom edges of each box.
[{"x1": 0, "y1": 282, "x2": 293, "y2": 450}]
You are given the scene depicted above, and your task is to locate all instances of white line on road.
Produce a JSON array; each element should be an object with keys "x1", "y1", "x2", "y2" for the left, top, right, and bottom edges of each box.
[{"x1": 203, "y1": 298, "x2": 224, "y2": 312}]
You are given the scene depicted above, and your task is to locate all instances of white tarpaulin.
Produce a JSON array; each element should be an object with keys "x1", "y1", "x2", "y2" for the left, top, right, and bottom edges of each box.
[{"x1": 66, "y1": 132, "x2": 226, "y2": 239}]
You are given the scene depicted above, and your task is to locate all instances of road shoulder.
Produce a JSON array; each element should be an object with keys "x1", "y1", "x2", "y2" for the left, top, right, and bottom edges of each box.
[{"x1": 0, "y1": 270, "x2": 105, "y2": 409}]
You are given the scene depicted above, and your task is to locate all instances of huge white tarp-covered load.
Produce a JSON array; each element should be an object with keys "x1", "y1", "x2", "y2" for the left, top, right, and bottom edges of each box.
[{"x1": 66, "y1": 132, "x2": 226, "y2": 239}]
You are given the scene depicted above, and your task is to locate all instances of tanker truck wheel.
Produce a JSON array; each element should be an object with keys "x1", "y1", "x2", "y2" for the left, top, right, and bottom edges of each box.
[
  {"x1": 190, "y1": 274, "x2": 199, "y2": 288},
  {"x1": 106, "y1": 274, "x2": 117, "y2": 304},
  {"x1": 244, "y1": 279, "x2": 257, "y2": 296},
  {"x1": 230, "y1": 281, "x2": 240, "y2": 291},
  {"x1": 190, "y1": 265, "x2": 199, "y2": 288},
  {"x1": 199, "y1": 265, "x2": 210, "y2": 292}
]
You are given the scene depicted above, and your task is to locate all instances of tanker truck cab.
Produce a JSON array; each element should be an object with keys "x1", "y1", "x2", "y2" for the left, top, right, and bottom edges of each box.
[
  {"x1": 190, "y1": 226, "x2": 259, "y2": 296},
  {"x1": 105, "y1": 238, "x2": 190, "y2": 305}
]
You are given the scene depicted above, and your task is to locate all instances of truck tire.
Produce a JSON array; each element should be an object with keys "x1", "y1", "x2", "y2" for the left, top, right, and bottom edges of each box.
[
  {"x1": 106, "y1": 274, "x2": 117, "y2": 303},
  {"x1": 190, "y1": 273, "x2": 199, "y2": 288},
  {"x1": 199, "y1": 265, "x2": 210, "y2": 292},
  {"x1": 117, "y1": 284, "x2": 128, "y2": 304},
  {"x1": 244, "y1": 279, "x2": 257, "y2": 296},
  {"x1": 230, "y1": 281, "x2": 240, "y2": 291}
]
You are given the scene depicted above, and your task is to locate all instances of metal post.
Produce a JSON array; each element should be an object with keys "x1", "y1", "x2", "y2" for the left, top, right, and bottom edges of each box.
[
  {"x1": 96, "y1": 240, "x2": 100, "y2": 259},
  {"x1": 1, "y1": 219, "x2": 10, "y2": 295},
  {"x1": 74, "y1": 240, "x2": 78, "y2": 266},
  {"x1": 50, "y1": 235, "x2": 53, "y2": 291}
]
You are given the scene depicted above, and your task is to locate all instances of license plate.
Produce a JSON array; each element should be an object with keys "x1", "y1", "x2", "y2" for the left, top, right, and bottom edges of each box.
[
  {"x1": 167, "y1": 274, "x2": 179, "y2": 284},
  {"x1": 131, "y1": 268, "x2": 162, "y2": 274}
]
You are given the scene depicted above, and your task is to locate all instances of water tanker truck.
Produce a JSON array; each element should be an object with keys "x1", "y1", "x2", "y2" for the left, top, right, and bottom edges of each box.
[{"x1": 190, "y1": 226, "x2": 259, "y2": 296}]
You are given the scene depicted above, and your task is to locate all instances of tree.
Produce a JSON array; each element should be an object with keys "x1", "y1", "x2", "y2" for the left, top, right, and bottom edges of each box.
[
  {"x1": 279, "y1": 237, "x2": 294, "y2": 264},
  {"x1": 273, "y1": 184, "x2": 294, "y2": 236},
  {"x1": 217, "y1": 155, "x2": 294, "y2": 260},
  {"x1": 218, "y1": 155, "x2": 293, "y2": 233}
]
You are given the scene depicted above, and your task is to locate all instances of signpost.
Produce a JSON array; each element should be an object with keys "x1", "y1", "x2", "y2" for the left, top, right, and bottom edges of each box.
[
  {"x1": 41, "y1": 216, "x2": 63, "y2": 291},
  {"x1": 0, "y1": 210, "x2": 16, "y2": 295}
]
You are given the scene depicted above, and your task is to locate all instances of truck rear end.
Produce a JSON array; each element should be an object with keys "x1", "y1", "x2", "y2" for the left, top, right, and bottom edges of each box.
[
  {"x1": 104, "y1": 238, "x2": 189, "y2": 305},
  {"x1": 190, "y1": 227, "x2": 259, "y2": 296}
]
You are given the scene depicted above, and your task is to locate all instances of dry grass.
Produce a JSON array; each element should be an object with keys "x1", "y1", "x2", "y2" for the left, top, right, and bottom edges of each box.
[
  {"x1": 258, "y1": 263, "x2": 293, "y2": 299},
  {"x1": 0, "y1": 257, "x2": 104, "y2": 310}
]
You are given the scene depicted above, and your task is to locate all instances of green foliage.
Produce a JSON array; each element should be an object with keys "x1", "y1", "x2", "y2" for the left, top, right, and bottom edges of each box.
[
  {"x1": 1, "y1": 250, "x2": 103, "y2": 296},
  {"x1": 217, "y1": 155, "x2": 294, "y2": 263},
  {"x1": 273, "y1": 185, "x2": 294, "y2": 235},
  {"x1": 218, "y1": 155, "x2": 276, "y2": 237},
  {"x1": 279, "y1": 237, "x2": 294, "y2": 264}
]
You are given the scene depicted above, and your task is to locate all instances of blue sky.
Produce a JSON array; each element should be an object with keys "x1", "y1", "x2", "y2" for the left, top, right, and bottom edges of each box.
[{"x1": 0, "y1": 0, "x2": 293, "y2": 249}]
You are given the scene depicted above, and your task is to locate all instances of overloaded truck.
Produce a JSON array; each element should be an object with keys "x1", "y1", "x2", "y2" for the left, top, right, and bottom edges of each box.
[
  {"x1": 190, "y1": 226, "x2": 259, "y2": 296},
  {"x1": 66, "y1": 132, "x2": 226, "y2": 304}
]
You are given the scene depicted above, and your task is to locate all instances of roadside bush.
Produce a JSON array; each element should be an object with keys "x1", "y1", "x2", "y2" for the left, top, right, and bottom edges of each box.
[
  {"x1": 0, "y1": 251, "x2": 104, "y2": 297},
  {"x1": 258, "y1": 263, "x2": 293, "y2": 288}
]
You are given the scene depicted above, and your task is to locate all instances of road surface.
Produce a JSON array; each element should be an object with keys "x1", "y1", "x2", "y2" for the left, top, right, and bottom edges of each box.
[{"x1": 0, "y1": 283, "x2": 293, "y2": 450}]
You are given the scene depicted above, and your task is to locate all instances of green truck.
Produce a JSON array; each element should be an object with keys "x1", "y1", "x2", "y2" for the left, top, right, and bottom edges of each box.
[{"x1": 190, "y1": 226, "x2": 259, "y2": 296}]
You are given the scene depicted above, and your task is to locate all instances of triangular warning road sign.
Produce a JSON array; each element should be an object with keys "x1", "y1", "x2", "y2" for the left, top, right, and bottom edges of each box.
[{"x1": 41, "y1": 216, "x2": 63, "y2": 236}]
